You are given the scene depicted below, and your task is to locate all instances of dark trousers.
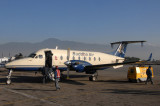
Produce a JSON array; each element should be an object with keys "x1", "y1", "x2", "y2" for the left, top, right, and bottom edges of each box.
[
  {"x1": 55, "y1": 78, "x2": 60, "y2": 89},
  {"x1": 145, "y1": 76, "x2": 153, "y2": 84}
]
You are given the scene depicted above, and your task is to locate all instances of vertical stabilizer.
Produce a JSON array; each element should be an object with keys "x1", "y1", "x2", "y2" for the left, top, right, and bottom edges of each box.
[{"x1": 111, "y1": 41, "x2": 146, "y2": 58}]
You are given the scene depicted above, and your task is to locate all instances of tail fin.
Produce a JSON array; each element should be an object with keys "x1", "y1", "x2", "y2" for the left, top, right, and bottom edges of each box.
[
  {"x1": 147, "y1": 53, "x2": 152, "y2": 61},
  {"x1": 111, "y1": 41, "x2": 146, "y2": 58}
]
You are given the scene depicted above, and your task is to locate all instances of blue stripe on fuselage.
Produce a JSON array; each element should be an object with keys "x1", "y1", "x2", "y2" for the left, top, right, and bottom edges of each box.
[{"x1": 7, "y1": 67, "x2": 68, "y2": 72}]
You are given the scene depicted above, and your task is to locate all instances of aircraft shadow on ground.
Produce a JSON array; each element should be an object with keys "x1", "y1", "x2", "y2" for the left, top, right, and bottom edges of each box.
[
  {"x1": 0, "y1": 75, "x2": 86, "y2": 85},
  {"x1": 12, "y1": 88, "x2": 56, "y2": 91},
  {"x1": 101, "y1": 89, "x2": 160, "y2": 96},
  {"x1": 0, "y1": 76, "x2": 43, "y2": 84},
  {"x1": 61, "y1": 74, "x2": 89, "y2": 78},
  {"x1": 97, "y1": 80, "x2": 130, "y2": 84},
  {"x1": 60, "y1": 79, "x2": 86, "y2": 85},
  {"x1": 60, "y1": 74, "x2": 87, "y2": 85}
]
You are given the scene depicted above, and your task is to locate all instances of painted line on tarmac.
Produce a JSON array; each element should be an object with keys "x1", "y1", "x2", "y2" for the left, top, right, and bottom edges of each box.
[{"x1": 2, "y1": 87, "x2": 63, "y2": 106}]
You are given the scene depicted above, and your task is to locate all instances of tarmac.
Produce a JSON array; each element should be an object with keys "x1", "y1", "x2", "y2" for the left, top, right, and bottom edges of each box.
[{"x1": 0, "y1": 65, "x2": 160, "y2": 106}]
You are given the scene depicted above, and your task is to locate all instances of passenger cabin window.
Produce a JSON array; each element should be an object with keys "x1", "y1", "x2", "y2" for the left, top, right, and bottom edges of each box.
[
  {"x1": 94, "y1": 57, "x2": 96, "y2": 61},
  {"x1": 60, "y1": 56, "x2": 63, "y2": 60},
  {"x1": 67, "y1": 56, "x2": 69, "y2": 60},
  {"x1": 73, "y1": 56, "x2": 75, "y2": 60},
  {"x1": 84, "y1": 57, "x2": 86, "y2": 61},
  {"x1": 89, "y1": 57, "x2": 91, "y2": 61},
  {"x1": 99, "y1": 57, "x2": 101, "y2": 61},
  {"x1": 78, "y1": 56, "x2": 80, "y2": 60}
]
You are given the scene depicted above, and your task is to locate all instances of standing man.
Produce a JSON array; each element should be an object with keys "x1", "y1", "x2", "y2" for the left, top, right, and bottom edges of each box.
[
  {"x1": 145, "y1": 66, "x2": 153, "y2": 84},
  {"x1": 54, "y1": 66, "x2": 61, "y2": 90}
]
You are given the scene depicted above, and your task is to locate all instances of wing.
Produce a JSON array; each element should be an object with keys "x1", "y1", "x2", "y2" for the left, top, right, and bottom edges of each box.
[
  {"x1": 85, "y1": 53, "x2": 152, "y2": 70},
  {"x1": 85, "y1": 60, "x2": 140, "y2": 70}
]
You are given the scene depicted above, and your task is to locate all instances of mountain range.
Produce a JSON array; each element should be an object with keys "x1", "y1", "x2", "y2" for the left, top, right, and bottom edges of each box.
[{"x1": 0, "y1": 38, "x2": 159, "y2": 60}]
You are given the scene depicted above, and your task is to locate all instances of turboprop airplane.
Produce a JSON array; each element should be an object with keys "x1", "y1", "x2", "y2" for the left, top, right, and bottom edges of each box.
[{"x1": 5, "y1": 41, "x2": 149, "y2": 84}]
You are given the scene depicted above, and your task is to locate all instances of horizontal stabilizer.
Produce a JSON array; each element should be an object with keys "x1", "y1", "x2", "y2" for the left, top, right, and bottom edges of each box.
[
  {"x1": 110, "y1": 40, "x2": 146, "y2": 58},
  {"x1": 111, "y1": 40, "x2": 146, "y2": 45},
  {"x1": 111, "y1": 40, "x2": 146, "y2": 48}
]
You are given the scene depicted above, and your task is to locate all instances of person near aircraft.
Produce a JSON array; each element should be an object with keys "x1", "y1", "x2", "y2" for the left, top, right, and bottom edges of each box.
[
  {"x1": 54, "y1": 66, "x2": 61, "y2": 90},
  {"x1": 145, "y1": 66, "x2": 153, "y2": 84}
]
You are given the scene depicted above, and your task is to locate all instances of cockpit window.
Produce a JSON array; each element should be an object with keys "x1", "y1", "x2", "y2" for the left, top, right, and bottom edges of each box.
[
  {"x1": 28, "y1": 53, "x2": 36, "y2": 58},
  {"x1": 35, "y1": 55, "x2": 43, "y2": 59}
]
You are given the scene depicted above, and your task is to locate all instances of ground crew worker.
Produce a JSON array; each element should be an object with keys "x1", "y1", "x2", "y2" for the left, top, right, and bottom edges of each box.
[
  {"x1": 145, "y1": 66, "x2": 153, "y2": 84},
  {"x1": 54, "y1": 66, "x2": 61, "y2": 90}
]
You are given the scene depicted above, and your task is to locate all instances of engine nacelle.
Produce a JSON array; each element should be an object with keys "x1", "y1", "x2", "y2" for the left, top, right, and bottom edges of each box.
[
  {"x1": 69, "y1": 60, "x2": 92, "y2": 73},
  {"x1": 73, "y1": 64, "x2": 85, "y2": 72}
]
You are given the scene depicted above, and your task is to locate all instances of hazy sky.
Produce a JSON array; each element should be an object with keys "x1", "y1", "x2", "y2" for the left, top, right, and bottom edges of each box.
[{"x1": 0, "y1": 0, "x2": 160, "y2": 46}]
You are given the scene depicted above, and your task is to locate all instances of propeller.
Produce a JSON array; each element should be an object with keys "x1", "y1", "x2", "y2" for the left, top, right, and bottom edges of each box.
[{"x1": 66, "y1": 48, "x2": 70, "y2": 79}]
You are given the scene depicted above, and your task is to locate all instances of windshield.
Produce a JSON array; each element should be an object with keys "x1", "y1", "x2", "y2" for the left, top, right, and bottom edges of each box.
[{"x1": 28, "y1": 53, "x2": 36, "y2": 58}]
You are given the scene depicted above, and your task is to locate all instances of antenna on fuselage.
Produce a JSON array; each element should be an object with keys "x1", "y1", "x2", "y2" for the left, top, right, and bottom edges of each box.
[{"x1": 55, "y1": 46, "x2": 58, "y2": 50}]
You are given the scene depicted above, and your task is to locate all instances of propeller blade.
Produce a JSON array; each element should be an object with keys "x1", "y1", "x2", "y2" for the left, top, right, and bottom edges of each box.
[
  {"x1": 67, "y1": 48, "x2": 70, "y2": 61},
  {"x1": 67, "y1": 48, "x2": 70, "y2": 79}
]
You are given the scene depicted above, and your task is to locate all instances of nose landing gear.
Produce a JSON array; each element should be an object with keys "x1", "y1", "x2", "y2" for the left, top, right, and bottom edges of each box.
[{"x1": 6, "y1": 70, "x2": 13, "y2": 85}]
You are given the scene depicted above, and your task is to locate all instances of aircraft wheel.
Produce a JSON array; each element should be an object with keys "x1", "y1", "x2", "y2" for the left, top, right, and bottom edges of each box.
[
  {"x1": 6, "y1": 79, "x2": 11, "y2": 85},
  {"x1": 92, "y1": 76, "x2": 97, "y2": 81},
  {"x1": 89, "y1": 76, "x2": 92, "y2": 81},
  {"x1": 89, "y1": 76, "x2": 97, "y2": 81}
]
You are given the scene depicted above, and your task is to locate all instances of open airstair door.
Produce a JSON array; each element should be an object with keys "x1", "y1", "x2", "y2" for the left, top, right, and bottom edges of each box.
[
  {"x1": 45, "y1": 51, "x2": 53, "y2": 68},
  {"x1": 43, "y1": 50, "x2": 54, "y2": 83}
]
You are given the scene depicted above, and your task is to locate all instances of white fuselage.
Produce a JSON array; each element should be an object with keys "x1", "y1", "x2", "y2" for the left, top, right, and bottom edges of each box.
[{"x1": 6, "y1": 48, "x2": 124, "y2": 71}]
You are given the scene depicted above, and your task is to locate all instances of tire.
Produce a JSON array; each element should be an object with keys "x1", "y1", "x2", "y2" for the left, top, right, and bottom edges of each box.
[
  {"x1": 89, "y1": 75, "x2": 97, "y2": 81},
  {"x1": 92, "y1": 76, "x2": 97, "y2": 81},
  {"x1": 6, "y1": 79, "x2": 11, "y2": 85},
  {"x1": 89, "y1": 76, "x2": 93, "y2": 81}
]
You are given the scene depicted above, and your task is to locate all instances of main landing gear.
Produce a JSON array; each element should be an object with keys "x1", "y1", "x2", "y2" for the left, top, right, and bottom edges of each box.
[
  {"x1": 6, "y1": 69, "x2": 13, "y2": 85},
  {"x1": 89, "y1": 72, "x2": 98, "y2": 81}
]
